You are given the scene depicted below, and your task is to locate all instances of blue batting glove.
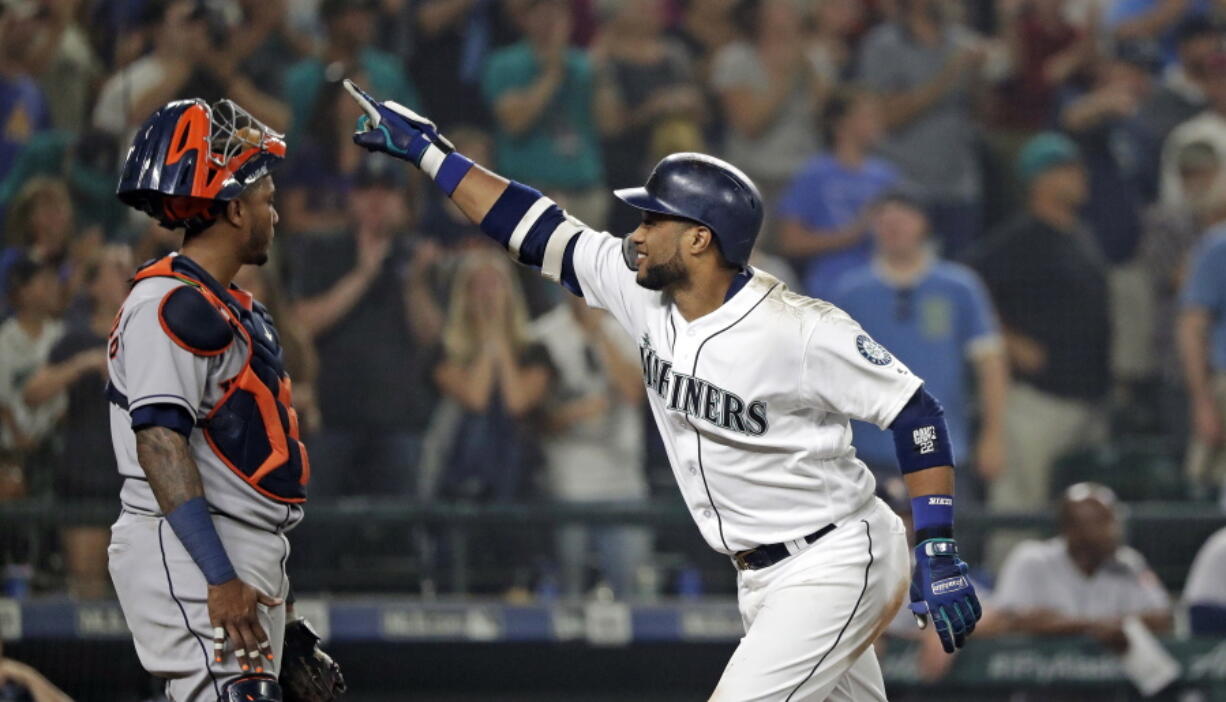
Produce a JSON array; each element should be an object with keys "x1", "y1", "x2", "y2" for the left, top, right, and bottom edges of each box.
[
  {"x1": 343, "y1": 79, "x2": 454, "y2": 164},
  {"x1": 909, "y1": 538, "x2": 982, "y2": 654}
]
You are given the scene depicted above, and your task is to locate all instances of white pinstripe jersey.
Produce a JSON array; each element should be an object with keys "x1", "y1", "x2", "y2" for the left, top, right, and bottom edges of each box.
[{"x1": 522, "y1": 212, "x2": 923, "y2": 554}]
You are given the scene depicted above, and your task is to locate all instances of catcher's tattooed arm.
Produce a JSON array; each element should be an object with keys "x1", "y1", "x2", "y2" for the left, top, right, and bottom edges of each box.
[
  {"x1": 135, "y1": 426, "x2": 282, "y2": 672},
  {"x1": 136, "y1": 425, "x2": 205, "y2": 514}
]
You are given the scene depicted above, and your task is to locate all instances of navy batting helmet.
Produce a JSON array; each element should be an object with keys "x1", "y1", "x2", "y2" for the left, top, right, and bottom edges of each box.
[
  {"x1": 117, "y1": 99, "x2": 286, "y2": 233},
  {"x1": 614, "y1": 152, "x2": 763, "y2": 268}
]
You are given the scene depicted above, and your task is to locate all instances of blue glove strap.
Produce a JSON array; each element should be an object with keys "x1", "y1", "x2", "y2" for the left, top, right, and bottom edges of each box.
[
  {"x1": 165, "y1": 497, "x2": 237, "y2": 586},
  {"x1": 911, "y1": 494, "x2": 954, "y2": 542},
  {"x1": 404, "y1": 131, "x2": 431, "y2": 163}
]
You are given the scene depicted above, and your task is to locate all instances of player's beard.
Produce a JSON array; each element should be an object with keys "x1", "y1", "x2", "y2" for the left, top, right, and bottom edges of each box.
[
  {"x1": 637, "y1": 248, "x2": 688, "y2": 291},
  {"x1": 241, "y1": 222, "x2": 273, "y2": 266}
]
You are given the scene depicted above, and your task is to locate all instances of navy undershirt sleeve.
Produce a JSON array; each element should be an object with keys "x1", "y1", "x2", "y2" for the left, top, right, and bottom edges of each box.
[{"x1": 132, "y1": 403, "x2": 195, "y2": 438}]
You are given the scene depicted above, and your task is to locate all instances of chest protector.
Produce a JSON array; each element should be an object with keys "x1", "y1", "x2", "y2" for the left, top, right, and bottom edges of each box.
[{"x1": 131, "y1": 255, "x2": 309, "y2": 504}]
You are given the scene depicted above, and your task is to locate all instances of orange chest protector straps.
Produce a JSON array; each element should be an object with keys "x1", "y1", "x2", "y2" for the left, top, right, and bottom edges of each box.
[{"x1": 124, "y1": 255, "x2": 309, "y2": 503}]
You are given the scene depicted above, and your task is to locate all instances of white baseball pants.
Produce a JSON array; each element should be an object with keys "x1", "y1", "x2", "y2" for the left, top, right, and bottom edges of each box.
[{"x1": 711, "y1": 497, "x2": 911, "y2": 702}]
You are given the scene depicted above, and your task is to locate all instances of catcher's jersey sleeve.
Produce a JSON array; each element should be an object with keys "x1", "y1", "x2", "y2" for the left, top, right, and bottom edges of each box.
[
  {"x1": 117, "y1": 294, "x2": 211, "y2": 420},
  {"x1": 801, "y1": 309, "x2": 922, "y2": 430}
]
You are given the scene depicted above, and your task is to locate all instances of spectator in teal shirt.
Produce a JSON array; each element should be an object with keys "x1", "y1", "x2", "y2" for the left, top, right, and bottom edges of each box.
[
  {"x1": 283, "y1": 0, "x2": 420, "y2": 144},
  {"x1": 482, "y1": 0, "x2": 614, "y2": 228}
]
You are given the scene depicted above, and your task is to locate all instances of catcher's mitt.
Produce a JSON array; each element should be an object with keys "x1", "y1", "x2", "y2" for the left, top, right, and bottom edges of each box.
[{"x1": 280, "y1": 617, "x2": 347, "y2": 701}]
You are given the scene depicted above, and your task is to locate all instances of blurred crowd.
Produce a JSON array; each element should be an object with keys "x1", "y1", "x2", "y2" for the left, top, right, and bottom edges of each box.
[{"x1": 1, "y1": 0, "x2": 1226, "y2": 646}]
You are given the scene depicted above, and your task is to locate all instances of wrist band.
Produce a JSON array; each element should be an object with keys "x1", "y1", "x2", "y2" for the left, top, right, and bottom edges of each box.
[
  {"x1": 912, "y1": 494, "x2": 955, "y2": 544},
  {"x1": 166, "y1": 497, "x2": 237, "y2": 586},
  {"x1": 418, "y1": 143, "x2": 474, "y2": 196}
]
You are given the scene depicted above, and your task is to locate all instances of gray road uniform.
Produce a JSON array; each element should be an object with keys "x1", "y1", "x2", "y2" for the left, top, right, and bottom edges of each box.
[{"x1": 106, "y1": 254, "x2": 306, "y2": 701}]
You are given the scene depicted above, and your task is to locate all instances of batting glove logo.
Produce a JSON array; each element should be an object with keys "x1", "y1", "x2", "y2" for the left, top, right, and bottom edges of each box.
[{"x1": 910, "y1": 538, "x2": 982, "y2": 654}]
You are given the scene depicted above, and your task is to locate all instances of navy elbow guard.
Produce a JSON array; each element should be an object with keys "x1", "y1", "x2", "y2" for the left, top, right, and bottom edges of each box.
[
  {"x1": 479, "y1": 180, "x2": 585, "y2": 294},
  {"x1": 890, "y1": 387, "x2": 955, "y2": 475}
]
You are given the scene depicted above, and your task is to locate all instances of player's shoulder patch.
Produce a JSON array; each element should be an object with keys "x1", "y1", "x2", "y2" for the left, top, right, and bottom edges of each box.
[
  {"x1": 855, "y1": 334, "x2": 893, "y2": 366},
  {"x1": 158, "y1": 285, "x2": 234, "y2": 356}
]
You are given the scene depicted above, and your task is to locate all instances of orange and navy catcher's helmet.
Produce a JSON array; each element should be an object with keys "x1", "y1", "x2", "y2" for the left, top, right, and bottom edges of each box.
[{"x1": 116, "y1": 98, "x2": 286, "y2": 233}]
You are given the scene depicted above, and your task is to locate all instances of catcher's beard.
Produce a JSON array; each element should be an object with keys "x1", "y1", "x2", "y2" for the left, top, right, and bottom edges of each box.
[
  {"x1": 241, "y1": 223, "x2": 273, "y2": 266},
  {"x1": 637, "y1": 248, "x2": 688, "y2": 291}
]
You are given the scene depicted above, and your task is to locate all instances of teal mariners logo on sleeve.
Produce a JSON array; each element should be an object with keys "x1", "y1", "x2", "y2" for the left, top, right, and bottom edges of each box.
[{"x1": 856, "y1": 334, "x2": 893, "y2": 366}]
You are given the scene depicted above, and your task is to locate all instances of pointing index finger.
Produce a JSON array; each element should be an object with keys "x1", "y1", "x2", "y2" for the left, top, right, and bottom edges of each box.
[{"x1": 343, "y1": 79, "x2": 381, "y2": 128}]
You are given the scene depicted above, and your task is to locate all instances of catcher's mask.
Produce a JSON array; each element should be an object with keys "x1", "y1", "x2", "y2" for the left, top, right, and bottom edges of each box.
[{"x1": 116, "y1": 98, "x2": 286, "y2": 234}]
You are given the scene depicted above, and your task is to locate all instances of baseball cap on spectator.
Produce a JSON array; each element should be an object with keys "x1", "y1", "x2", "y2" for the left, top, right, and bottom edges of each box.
[{"x1": 1017, "y1": 132, "x2": 1081, "y2": 185}]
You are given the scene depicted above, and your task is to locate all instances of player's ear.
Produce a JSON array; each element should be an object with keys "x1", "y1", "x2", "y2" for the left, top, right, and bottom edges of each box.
[
  {"x1": 689, "y1": 225, "x2": 715, "y2": 257},
  {"x1": 223, "y1": 198, "x2": 245, "y2": 229}
]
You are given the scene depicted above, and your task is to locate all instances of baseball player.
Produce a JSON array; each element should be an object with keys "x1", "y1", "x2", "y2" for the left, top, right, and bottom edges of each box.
[
  {"x1": 345, "y1": 82, "x2": 982, "y2": 700},
  {"x1": 106, "y1": 99, "x2": 343, "y2": 701}
]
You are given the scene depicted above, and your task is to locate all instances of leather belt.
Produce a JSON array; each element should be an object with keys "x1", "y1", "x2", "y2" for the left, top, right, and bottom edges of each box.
[{"x1": 732, "y1": 524, "x2": 837, "y2": 571}]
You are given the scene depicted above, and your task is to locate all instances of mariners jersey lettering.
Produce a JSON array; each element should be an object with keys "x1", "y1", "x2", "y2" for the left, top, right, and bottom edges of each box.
[
  {"x1": 107, "y1": 276, "x2": 303, "y2": 532},
  {"x1": 505, "y1": 207, "x2": 922, "y2": 554}
]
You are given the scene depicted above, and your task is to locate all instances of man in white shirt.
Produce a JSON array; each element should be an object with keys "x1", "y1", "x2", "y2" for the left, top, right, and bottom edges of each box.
[{"x1": 994, "y1": 482, "x2": 1171, "y2": 648}]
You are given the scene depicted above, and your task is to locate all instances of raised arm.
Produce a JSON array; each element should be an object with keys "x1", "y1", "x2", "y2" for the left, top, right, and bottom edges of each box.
[{"x1": 344, "y1": 80, "x2": 601, "y2": 298}]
